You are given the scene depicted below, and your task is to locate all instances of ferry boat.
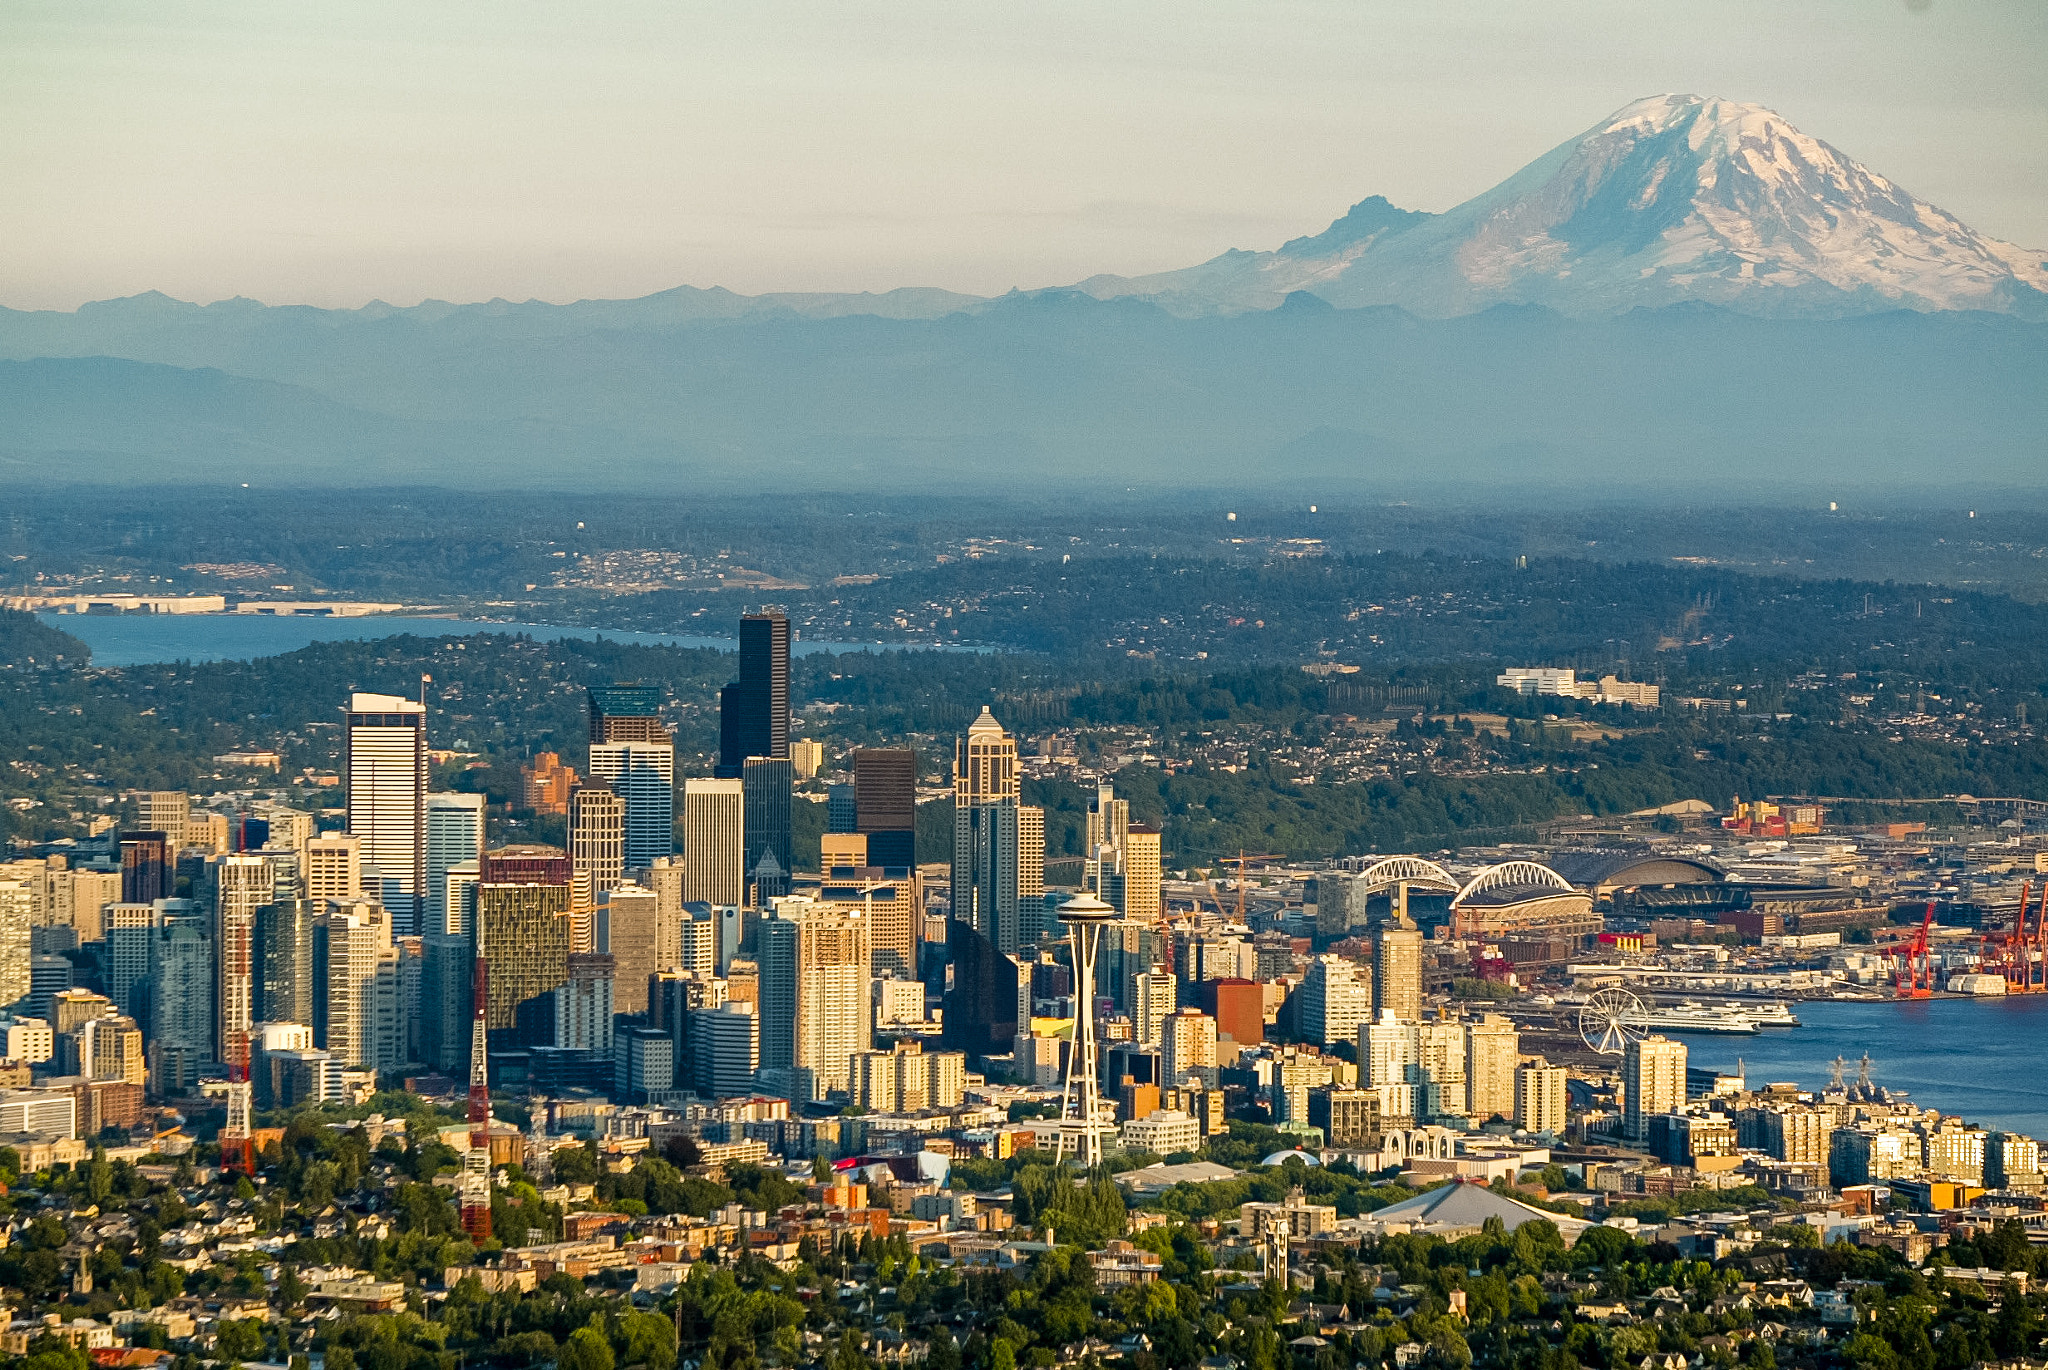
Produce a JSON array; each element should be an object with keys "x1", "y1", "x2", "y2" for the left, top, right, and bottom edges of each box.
[
  {"x1": 1732, "y1": 1000, "x2": 1801, "y2": 1028},
  {"x1": 1626, "y1": 1001, "x2": 1761, "y2": 1035}
]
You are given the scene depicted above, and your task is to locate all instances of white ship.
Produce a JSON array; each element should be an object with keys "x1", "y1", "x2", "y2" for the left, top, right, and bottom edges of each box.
[{"x1": 1624, "y1": 1001, "x2": 1762, "y2": 1035}]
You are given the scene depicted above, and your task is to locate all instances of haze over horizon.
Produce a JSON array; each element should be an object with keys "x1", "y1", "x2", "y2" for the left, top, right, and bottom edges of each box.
[{"x1": 6, "y1": 0, "x2": 2047, "y2": 312}]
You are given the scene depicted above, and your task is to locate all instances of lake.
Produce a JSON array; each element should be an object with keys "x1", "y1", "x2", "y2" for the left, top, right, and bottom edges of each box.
[
  {"x1": 38, "y1": 612, "x2": 982, "y2": 667},
  {"x1": 1658, "y1": 994, "x2": 2048, "y2": 1137}
]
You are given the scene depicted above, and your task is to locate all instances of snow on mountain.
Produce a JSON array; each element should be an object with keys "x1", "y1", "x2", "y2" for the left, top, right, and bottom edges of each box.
[{"x1": 1074, "y1": 94, "x2": 2048, "y2": 318}]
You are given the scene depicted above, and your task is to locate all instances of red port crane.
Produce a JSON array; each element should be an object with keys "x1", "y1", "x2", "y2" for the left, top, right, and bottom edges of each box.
[{"x1": 1893, "y1": 900, "x2": 1937, "y2": 999}]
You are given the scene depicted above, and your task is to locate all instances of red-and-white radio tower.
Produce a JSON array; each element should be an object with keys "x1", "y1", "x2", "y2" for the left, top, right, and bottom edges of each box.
[{"x1": 460, "y1": 954, "x2": 493, "y2": 1242}]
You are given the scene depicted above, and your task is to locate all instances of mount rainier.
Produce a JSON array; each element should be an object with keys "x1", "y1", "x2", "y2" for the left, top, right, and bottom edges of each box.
[{"x1": 1068, "y1": 94, "x2": 2048, "y2": 319}]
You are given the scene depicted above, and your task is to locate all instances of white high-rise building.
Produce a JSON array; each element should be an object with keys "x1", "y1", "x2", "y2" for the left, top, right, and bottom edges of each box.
[
  {"x1": 424, "y1": 793, "x2": 486, "y2": 937},
  {"x1": 1132, "y1": 969, "x2": 1176, "y2": 1046},
  {"x1": 1298, "y1": 955, "x2": 1372, "y2": 1048},
  {"x1": 345, "y1": 694, "x2": 427, "y2": 932},
  {"x1": 1515, "y1": 1061, "x2": 1568, "y2": 1134},
  {"x1": 1363, "y1": 1011, "x2": 1418, "y2": 1088},
  {"x1": 1466, "y1": 1014, "x2": 1520, "y2": 1122},
  {"x1": 588, "y1": 741, "x2": 673, "y2": 872},
  {"x1": 555, "y1": 954, "x2": 616, "y2": 1058},
  {"x1": 1624, "y1": 1035, "x2": 1688, "y2": 1143},
  {"x1": 682, "y1": 779, "x2": 744, "y2": 907},
  {"x1": 319, "y1": 901, "x2": 393, "y2": 1069},
  {"x1": 756, "y1": 896, "x2": 870, "y2": 1099},
  {"x1": 214, "y1": 854, "x2": 270, "y2": 1068}
]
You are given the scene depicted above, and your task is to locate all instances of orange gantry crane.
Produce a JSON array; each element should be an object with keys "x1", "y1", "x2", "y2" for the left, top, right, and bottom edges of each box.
[
  {"x1": 1980, "y1": 882, "x2": 2045, "y2": 993},
  {"x1": 1893, "y1": 900, "x2": 1938, "y2": 999}
]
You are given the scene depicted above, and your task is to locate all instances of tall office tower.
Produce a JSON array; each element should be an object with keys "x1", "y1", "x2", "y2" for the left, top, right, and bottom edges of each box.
[
  {"x1": 1162, "y1": 1007, "x2": 1219, "y2": 1086},
  {"x1": 1084, "y1": 782, "x2": 1129, "y2": 897},
  {"x1": 476, "y1": 850, "x2": 573, "y2": 1046},
  {"x1": 553, "y1": 953, "x2": 616, "y2": 1058},
  {"x1": 716, "y1": 612, "x2": 791, "y2": 778},
  {"x1": 956, "y1": 706, "x2": 1020, "y2": 805},
  {"x1": 315, "y1": 902, "x2": 393, "y2": 1069},
  {"x1": 586, "y1": 741, "x2": 673, "y2": 874},
  {"x1": 955, "y1": 802, "x2": 1023, "y2": 955},
  {"x1": 742, "y1": 758, "x2": 793, "y2": 903},
  {"x1": 1121, "y1": 825, "x2": 1162, "y2": 923},
  {"x1": 567, "y1": 785, "x2": 625, "y2": 909},
  {"x1": 1298, "y1": 955, "x2": 1373, "y2": 1047},
  {"x1": 1624, "y1": 1035, "x2": 1688, "y2": 1143},
  {"x1": 827, "y1": 784, "x2": 857, "y2": 834},
  {"x1": 1373, "y1": 924, "x2": 1424, "y2": 1024},
  {"x1": 255, "y1": 899, "x2": 316, "y2": 1027},
  {"x1": 103, "y1": 904, "x2": 155, "y2": 1017},
  {"x1": 1465, "y1": 1014, "x2": 1519, "y2": 1121},
  {"x1": 1514, "y1": 1060, "x2": 1569, "y2": 1135},
  {"x1": 1132, "y1": 970, "x2": 1177, "y2": 1045},
  {"x1": 938, "y1": 902, "x2": 1017, "y2": 1056},
  {"x1": 681, "y1": 779, "x2": 745, "y2": 906},
  {"x1": 693, "y1": 1001, "x2": 758, "y2": 1096},
  {"x1": 304, "y1": 833, "x2": 363, "y2": 902},
  {"x1": 419, "y1": 933, "x2": 473, "y2": 1074},
  {"x1": 230, "y1": 812, "x2": 270, "y2": 854},
  {"x1": 596, "y1": 884, "x2": 659, "y2": 1014},
  {"x1": 151, "y1": 919, "x2": 214, "y2": 1091},
  {"x1": 215, "y1": 854, "x2": 270, "y2": 1067},
  {"x1": 951, "y1": 707, "x2": 1041, "y2": 953},
  {"x1": 345, "y1": 693, "x2": 428, "y2": 932},
  {"x1": 120, "y1": 833, "x2": 171, "y2": 905},
  {"x1": 853, "y1": 748, "x2": 917, "y2": 869},
  {"x1": 424, "y1": 793, "x2": 486, "y2": 936},
  {"x1": 141, "y1": 792, "x2": 191, "y2": 851},
  {"x1": 443, "y1": 861, "x2": 479, "y2": 938},
  {"x1": 790, "y1": 739, "x2": 825, "y2": 780},
  {"x1": 756, "y1": 897, "x2": 870, "y2": 1100}
]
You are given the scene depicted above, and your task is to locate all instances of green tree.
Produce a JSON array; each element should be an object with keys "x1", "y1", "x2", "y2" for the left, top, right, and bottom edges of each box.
[{"x1": 558, "y1": 1329, "x2": 615, "y2": 1370}]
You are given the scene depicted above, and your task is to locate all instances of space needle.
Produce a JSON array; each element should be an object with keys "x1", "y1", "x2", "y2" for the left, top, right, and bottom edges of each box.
[{"x1": 1053, "y1": 890, "x2": 1119, "y2": 1166}]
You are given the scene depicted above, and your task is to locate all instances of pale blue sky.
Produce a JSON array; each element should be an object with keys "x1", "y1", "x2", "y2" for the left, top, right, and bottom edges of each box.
[{"x1": 4, "y1": 0, "x2": 2044, "y2": 309}]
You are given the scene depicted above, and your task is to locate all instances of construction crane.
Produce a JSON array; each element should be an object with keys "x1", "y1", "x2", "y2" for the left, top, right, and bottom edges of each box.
[
  {"x1": 460, "y1": 955, "x2": 493, "y2": 1243},
  {"x1": 1892, "y1": 900, "x2": 1937, "y2": 1000},
  {"x1": 1983, "y1": 882, "x2": 2045, "y2": 994},
  {"x1": 1218, "y1": 852, "x2": 1284, "y2": 921}
]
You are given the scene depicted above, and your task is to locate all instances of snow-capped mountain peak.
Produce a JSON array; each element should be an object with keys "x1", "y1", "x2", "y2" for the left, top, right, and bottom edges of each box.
[{"x1": 1073, "y1": 94, "x2": 2048, "y2": 318}]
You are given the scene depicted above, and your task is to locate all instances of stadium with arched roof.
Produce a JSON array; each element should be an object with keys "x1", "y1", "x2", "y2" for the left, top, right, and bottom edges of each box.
[{"x1": 1450, "y1": 860, "x2": 1600, "y2": 942}]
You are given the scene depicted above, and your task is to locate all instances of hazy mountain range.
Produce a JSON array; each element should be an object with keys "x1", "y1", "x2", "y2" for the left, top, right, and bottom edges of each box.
[{"x1": 3, "y1": 95, "x2": 2043, "y2": 494}]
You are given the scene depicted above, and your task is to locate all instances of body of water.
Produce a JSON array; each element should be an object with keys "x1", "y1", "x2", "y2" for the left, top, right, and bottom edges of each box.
[
  {"x1": 1657, "y1": 995, "x2": 2048, "y2": 1137},
  {"x1": 38, "y1": 612, "x2": 980, "y2": 667}
]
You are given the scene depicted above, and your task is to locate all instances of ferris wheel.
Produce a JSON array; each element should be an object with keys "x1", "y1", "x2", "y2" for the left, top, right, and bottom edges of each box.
[{"x1": 1579, "y1": 987, "x2": 1648, "y2": 1056}]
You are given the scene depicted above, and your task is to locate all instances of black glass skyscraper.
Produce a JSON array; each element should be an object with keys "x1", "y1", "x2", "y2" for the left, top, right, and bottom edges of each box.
[
  {"x1": 854, "y1": 747, "x2": 916, "y2": 870},
  {"x1": 716, "y1": 611, "x2": 789, "y2": 778},
  {"x1": 942, "y1": 917, "x2": 1018, "y2": 1057}
]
